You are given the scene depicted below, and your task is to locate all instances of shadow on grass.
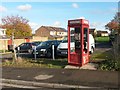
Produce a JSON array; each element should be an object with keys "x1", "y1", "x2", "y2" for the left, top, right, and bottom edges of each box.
[
  {"x1": 90, "y1": 49, "x2": 113, "y2": 62},
  {"x1": 29, "y1": 58, "x2": 68, "y2": 68},
  {"x1": 2, "y1": 57, "x2": 68, "y2": 69}
]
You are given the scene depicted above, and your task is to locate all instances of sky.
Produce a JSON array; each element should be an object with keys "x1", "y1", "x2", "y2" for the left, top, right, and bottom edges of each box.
[{"x1": 0, "y1": 1, "x2": 119, "y2": 33}]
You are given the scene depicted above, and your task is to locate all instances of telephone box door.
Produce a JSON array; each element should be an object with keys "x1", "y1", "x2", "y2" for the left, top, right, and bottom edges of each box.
[{"x1": 82, "y1": 26, "x2": 89, "y2": 66}]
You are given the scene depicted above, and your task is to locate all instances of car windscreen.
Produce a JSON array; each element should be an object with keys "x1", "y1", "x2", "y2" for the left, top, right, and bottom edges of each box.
[
  {"x1": 62, "y1": 36, "x2": 74, "y2": 43},
  {"x1": 32, "y1": 43, "x2": 38, "y2": 46},
  {"x1": 33, "y1": 42, "x2": 41, "y2": 46},
  {"x1": 62, "y1": 36, "x2": 67, "y2": 43},
  {"x1": 37, "y1": 41, "x2": 51, "y2": 47}
]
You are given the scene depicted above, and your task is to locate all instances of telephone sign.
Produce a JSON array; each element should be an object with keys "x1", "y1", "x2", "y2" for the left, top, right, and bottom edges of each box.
[{"x1": 69, "y1": 20, "x2": 80, "y2": 24}]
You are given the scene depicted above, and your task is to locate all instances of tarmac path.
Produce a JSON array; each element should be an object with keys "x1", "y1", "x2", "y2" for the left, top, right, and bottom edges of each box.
[{"x1": 2, "y1": 67, "x2": 119, "y2": 89}]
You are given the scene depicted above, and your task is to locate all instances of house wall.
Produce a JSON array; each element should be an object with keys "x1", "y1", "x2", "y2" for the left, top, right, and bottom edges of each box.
[
  {"x1": 101, "y1": 33, "x2": 109, "y2": 37},
  {"x1": 57, "y1": 32, "x2": 67, "y2": 36},
  {"x1": 0, "y1": 29, "x2": 6, "y2": 36},
  {"x1": 0, "y1": 36, "x2": 49, "y2": 50},
  {"x1": 50, "y1": 31, "x2": 56, "y2": 36},
  {"x1": 36, "y1": 27, "x2": 50, "y2": 37},
  {"x1": 89, "y1": 29, "x2": 97, "y2": 38},
  {"x1": 14, "y1": 39, "x2": 26, "y2": 47},
  {"x1": 56, "y1": 37, "x2": 64, "y2": 40},
  {"x1": 32, "y1": 36, "x2": 48, "y2": 42},
  {"x1": 0, "y1": 40, "x2": 8, "y2": 50},
  {"x1": 13, "y1": 36, "x2": 48, "y2": 47},
  {"x1": 35, "y1": 26, "x2": 67, "y2": 40}
]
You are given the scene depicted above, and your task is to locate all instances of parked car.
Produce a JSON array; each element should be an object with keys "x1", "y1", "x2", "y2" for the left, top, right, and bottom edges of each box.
[
  {"x1": 57, "y1": 34, "x2": 95, "y2": 57},
  {"x1": 15, "y1": 42, "x2": 38, "y2": 53},
  {"x1": 32, "y1": 41, "x2": 41, "y2": 46},
  {"x1": 32, "y1": 40, "x2": 60, "y2": 58},
  {"x1": 57, "y1": 40, "x2": 62, "y2": 44}
]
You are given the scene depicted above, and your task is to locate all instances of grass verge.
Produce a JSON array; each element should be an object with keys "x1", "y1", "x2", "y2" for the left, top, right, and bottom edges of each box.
[
  {"x1": 90, "y1": 49, "x2": 120, "y2": 71},
  {"x1": 2, "y1": 57, "x2": 68, "y2": 68},
  {"x1": 95, "y1": 36, "x2": 109, "y2": 42},
  {"x1": 0, "y1": 50, "x2": 11, "y2": 53},
  {"x1": 90, "y1": 49, "x2": 112, "y2": 61}
]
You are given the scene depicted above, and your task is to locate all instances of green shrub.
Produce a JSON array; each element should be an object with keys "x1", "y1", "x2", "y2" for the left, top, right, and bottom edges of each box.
[{"x1": 100, "y1": 58, "x2": 120, "y2": 71}]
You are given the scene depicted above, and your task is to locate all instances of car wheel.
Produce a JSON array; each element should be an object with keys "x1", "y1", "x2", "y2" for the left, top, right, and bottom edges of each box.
[
  {"x1": 90, "y1": 47, "x2": 94, "y2": 54},
  {"x1": 46, "y1": 51, "x2": 51, "y2": 58}
]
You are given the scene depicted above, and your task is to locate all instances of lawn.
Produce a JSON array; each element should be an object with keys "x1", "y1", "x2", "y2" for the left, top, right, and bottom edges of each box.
[
  {"x1": 2, "y1": 57, "x2": 68, "y2": 68},
  {"x1": 95, "y1": 36, "x2": 110, "y2": 42},
  {"x1": 90, "y1": 49, "x2": 112, "y2": 61},
  {"x1": 0, "y1": 50, "x2": 11, "y2": 53}
]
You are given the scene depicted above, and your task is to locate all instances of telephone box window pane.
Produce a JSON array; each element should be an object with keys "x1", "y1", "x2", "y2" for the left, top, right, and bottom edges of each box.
[
  {"x1": 70, "y1": 27, "x2": 81, "y2": 52},
  {"x1": 84, "y1": 28, "x2": 88, "y2": 53},
  {"x1": 74, "y1": 28, "x2": 81, "y2": 50},
  {"x1": 84, "y1": 28, "x2": 88, "y2": 42},
  {"x1": 70, "y1": 28, "x2": 75, "y2": 52}
]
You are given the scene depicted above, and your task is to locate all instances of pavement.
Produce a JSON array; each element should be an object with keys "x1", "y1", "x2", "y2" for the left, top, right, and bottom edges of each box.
[
  {"x1": 65, "y1": 63, "x2": 98, "y2": 70},
  {"x1": 2, "y1": 66, "x2": 120, "y2": 89}
]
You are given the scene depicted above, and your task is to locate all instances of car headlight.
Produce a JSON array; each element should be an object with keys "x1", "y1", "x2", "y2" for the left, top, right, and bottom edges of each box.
[{"x1": 40, "y1": 49, "x2": 46, "y2": 51}]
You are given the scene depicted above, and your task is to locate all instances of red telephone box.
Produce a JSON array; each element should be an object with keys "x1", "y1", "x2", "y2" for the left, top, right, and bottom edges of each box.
[{"x1": 68, "y1": 19, "x2": 89, "y2": 66}]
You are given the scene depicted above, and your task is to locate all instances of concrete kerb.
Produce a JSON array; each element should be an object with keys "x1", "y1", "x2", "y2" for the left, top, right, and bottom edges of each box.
[{"x1": 1, "y1": 78, "x2": 102, "y2": 89}]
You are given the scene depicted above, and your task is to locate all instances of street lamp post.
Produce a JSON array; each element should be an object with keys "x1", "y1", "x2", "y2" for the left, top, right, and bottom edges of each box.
[{"x1": 12, "y1": 30, "x2": 17, "y2": 61}]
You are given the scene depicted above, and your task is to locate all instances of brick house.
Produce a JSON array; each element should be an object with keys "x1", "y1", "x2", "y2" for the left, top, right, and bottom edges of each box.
[
  {"x1": 35, "y1": 26, "x2": 67, "y2": 40},
  {"x1": 0, "y1": 28, "x2": 9, "y2": 51},
  {"x1": 97, "y1": 31, "x2": 109, "y2": 37},
  {"x1": 89, "y1": 28, "x2": 97, "y2": 37}
]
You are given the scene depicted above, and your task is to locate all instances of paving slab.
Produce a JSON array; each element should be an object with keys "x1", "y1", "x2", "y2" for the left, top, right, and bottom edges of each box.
[{"x1": 64, "y1": 63, "x2": 98, "y2": 70}]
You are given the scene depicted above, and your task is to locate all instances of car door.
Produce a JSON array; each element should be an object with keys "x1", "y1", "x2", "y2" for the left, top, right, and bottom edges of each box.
[
  {"x1": 21, "y1": 43, "x2": 31, "y2": 52},
  {"x1": 19, "y1": 43, "x2": 26, "y2": 52},
  {"x1": 25, "y1": 43, "x2": 32, "y2": 50}
]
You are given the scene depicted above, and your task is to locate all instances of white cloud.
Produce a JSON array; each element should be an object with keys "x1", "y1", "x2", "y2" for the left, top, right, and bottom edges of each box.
[
  {"x1": 0, "y1": 5, "x2": 7, "y2": 12},
  {"x1": 28, "y1": 22, "x2": 40, "y2": 34},
  {"x1": 17, "y1": 4, "x2": 32, "y2": 11},
  {"x1": 72, "y1": 3, "x2": 79, "y2": 8},
  {"x1": 53, "y1": 21, "x2": 61, "y2": 27}
]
